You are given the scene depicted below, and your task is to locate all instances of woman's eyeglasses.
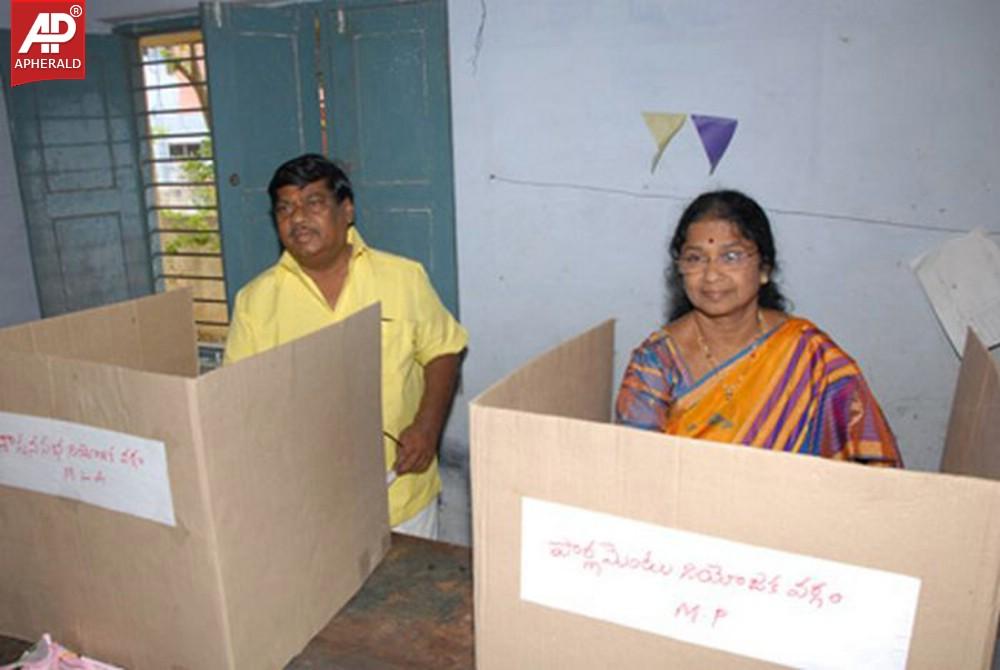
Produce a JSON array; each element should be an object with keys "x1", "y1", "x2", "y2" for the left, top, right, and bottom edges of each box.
[{"x1": 676, "y1": 249, "x2": 758, "y2": 275}]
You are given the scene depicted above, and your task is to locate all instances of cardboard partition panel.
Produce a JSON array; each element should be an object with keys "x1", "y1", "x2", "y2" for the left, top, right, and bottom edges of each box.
[
  {"x1": 940, "y1": 330, "x2": 1000, "y2": 479},
  {"x1": 939, "y1": 330, "x2": 1000, "y2": 643},
  {"x1": 471, "y1": 321, "x2": 1000, "y2": 670},
  {"x1": 0, "y1": 289, "x2": 198, "y2": 377},
  {"x1": 0, "y1": 292, "x2": 389, "y2": 670},
  {"x1": 196, "y1": 304, "x2": 389, "y2": 669}
]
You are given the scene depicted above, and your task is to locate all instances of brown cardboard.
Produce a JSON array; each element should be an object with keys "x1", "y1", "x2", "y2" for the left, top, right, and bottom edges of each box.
[
  {"x1": 0, "y1": 289, "x2": 198, "y2": 376},
  {"x1": 0, "y1": 291, "x2": 389, "y2": 670},
  {"x1": 471, "y1": 321, "x2": 1000, "y2": 669},
  {"x1": 940, "y1": 329, "x2": 1000, "y2": 479}
]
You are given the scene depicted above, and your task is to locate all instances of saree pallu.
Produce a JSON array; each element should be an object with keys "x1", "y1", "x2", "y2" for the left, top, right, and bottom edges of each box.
[{"x1": 616, "y1": 318, "x2": 902, "y2": 467}]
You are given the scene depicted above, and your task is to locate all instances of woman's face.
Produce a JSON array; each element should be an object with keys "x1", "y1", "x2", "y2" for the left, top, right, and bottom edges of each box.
[{"x1": 678, "y1": 218, "x2": 766, "y2": 319}]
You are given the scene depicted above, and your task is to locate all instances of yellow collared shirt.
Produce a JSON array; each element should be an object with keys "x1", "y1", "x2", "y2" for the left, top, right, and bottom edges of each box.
[{"x1": 223, "y1": 227, "x2": 468, "y2": 525}]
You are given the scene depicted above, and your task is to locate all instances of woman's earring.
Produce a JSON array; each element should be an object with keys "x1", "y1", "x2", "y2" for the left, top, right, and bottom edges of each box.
[{"x1": 760, "y1": 274, "x2": 768, "y2": 285}]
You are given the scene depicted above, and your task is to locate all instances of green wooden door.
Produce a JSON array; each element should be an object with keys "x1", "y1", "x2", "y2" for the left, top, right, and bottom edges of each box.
[
  {"x1": 0, "y1": 32, "x2": 151, "y2": 316},
  {"x1": 201, "y1": 3, "x2": 324, "y2": 310},
  {"x1": 323, "y1": 0, "x2": 459, "y2": 315},
  {"x1": 202, "y1": 1, "x2": 457, "y2": 315}
]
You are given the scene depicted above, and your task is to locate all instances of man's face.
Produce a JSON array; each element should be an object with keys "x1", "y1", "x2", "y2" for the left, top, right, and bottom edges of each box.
[{"x1": 273, "y1": 179, "x2": 355, "y2": 270}]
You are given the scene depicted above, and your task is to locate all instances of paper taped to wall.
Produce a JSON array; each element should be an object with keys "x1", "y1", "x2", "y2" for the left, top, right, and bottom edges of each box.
[
  {"x1": 911, "y1": 229, "x2": 1000, "y2": 354},
  {"x1": 690, "y1": 114, "x2": 738, "y2": 174},
  {"x1": 642, "y1": 111, "x2": 687, "y2": 173},
  {"x1": 521, "y1": 497, "x2": 920, "y2": 669},
  {"x1": 0, "y1": 410, "x2": 175, "y2": 526}
]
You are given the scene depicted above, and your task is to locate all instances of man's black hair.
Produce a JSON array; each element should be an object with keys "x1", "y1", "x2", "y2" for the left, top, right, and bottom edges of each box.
[{"x1": 267, "y1": 153, "x2": 354, "y2": 208}]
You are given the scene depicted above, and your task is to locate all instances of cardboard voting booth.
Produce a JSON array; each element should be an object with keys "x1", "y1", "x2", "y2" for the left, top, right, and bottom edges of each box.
[
  {"x1": 941, "y1": 331, "x2": 1000, "y2": 481},
  {"x1": 471, "y1": 321, "x2": 1000, "y2": 669},
  {"x1": 0, "y1": 291, "x2": 389, "y2": 670}
]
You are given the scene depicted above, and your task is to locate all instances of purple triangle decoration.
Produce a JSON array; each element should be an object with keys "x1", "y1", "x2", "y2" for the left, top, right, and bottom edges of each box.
[{"x1": 691, "y1": 114, "x2": 738, "y2": 174}]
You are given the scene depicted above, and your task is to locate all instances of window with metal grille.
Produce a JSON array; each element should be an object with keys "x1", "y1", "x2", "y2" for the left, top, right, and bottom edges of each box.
[{"x1": 132, "y1": 30, "x2": 228, "y2": 352}]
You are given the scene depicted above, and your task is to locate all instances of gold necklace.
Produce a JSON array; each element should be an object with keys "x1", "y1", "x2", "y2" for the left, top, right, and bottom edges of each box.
[{"x1": 693, "y1": 310, "x2": 767, "y2": 401}]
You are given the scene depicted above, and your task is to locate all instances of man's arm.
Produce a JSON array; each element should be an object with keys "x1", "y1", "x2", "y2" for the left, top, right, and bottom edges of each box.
[
  {"x1": 222, "y1": 293, "x2": 257, "y2": 365},
  {"x1": 394, "y1": 352, "x2": 461, "y2": 475}
]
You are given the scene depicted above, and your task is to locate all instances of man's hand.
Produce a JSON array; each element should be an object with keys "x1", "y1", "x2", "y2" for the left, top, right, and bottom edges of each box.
[
  {"x1": 391, "y1": 353, "x2": 461, "y2": 476},
  {"x1": 394, "y1": 422, "x2": 438, "y2": 475}
]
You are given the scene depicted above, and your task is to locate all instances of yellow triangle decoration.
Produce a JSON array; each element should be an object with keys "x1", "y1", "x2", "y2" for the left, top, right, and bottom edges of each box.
[{"x1": 642, "y1": 112, "x2": 687, "y2": 173}]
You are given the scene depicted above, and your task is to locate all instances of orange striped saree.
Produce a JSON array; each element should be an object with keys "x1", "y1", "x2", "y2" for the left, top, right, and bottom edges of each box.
[{"x1": 615, "y1": 318, "x2": 902, "y2": 466}]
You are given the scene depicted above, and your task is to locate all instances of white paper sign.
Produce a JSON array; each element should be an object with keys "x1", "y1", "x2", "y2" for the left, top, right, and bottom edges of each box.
[
  {"x1": 911, "y1": 229, "x2": 1000, "y2": 354},
  {"x1": 0, "y1": 411, "x2": 176, "y2": 526},
  {"x1": 521, "y1": 498, "x2": 920, "y2": 669}
]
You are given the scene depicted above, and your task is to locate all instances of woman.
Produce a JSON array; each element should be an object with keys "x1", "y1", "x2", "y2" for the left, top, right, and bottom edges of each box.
[{"x1": 615, "y1": 190, "x2": 902, "y2": 467}]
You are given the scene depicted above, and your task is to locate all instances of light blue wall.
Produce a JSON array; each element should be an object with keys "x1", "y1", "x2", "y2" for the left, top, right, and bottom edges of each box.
[{"x1": 446, "y1": 0, "x2": 1000, "y2": 472}]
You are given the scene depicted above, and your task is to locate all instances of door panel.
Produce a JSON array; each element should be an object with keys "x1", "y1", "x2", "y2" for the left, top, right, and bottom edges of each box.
[
  {"x1": 0, "y1": 33, "x2": 151, "y2": 316},
  {"x1": 324, "y1": 0, "x2": 459, "y2": 315},
  {"x1": 202, "y1": 3, "x2": 323, "y2": 310}
]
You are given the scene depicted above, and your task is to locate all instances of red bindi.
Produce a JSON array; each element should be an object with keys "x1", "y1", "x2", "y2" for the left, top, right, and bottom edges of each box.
[{"x1": 708, "y1": 237, "x2": 715, "y2": 244}]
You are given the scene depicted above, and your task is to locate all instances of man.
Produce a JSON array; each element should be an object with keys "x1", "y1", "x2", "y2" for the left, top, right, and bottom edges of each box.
[{"x1": 224, "y1": 153, "x2": 467, "y2": 539}]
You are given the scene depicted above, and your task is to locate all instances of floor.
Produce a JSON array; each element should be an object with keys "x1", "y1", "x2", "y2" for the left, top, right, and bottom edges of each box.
[
  {"x1": 287, "y1": 533, "x2": 472, "y2": 669},
  {"x1": 437, "y1": 453, "x2": 471, "y2": 546}
]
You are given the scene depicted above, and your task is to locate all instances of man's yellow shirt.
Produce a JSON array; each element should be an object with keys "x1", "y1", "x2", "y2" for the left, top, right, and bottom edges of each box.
[{"x1": 223, "y1": 228, "x2": 468, "y2": 526}]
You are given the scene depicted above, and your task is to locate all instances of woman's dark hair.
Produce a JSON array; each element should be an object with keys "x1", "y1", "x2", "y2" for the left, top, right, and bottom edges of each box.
[
  {"x1": 666, "y1": 190, "x2": 789, "y2": 320},
  {"x1": 267, "y1": 153, "x2": 354, "y2": 209}
]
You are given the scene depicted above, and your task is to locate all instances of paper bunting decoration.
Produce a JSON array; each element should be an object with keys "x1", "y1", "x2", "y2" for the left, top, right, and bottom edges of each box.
[
  {"x1": 691, "y1": 114, "x2": 738, "y2": 174},
  {"x1": 642, "y1": 112, "x2": 687, "y2": 174}
]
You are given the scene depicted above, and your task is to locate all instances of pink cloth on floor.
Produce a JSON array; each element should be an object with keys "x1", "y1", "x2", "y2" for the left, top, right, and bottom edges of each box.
[{"x1": 0, "y1": 634, "x2": 121, "y2": 670}]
